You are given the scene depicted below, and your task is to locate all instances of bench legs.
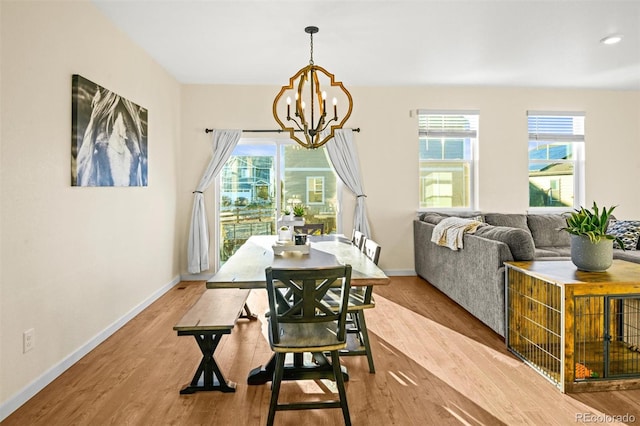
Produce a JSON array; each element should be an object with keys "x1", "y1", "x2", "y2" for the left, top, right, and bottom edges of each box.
[
  {"x1": 241, "y1": 303, "x2": 258, "y2": 321},
  {"x1": 178, "y1": 331, "x2": 236, "y2": 394}
]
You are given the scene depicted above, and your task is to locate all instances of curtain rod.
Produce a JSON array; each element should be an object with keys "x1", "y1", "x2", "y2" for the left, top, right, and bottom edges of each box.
[{"x1": 204, "y1": 128, "x2": 360, "y2": 134}]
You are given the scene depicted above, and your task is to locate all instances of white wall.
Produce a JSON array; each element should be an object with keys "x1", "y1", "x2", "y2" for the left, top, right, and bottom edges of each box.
[
  {"x1": 1, "y1": 0, "x2": 639, "y2": 420},
  {"x1": 179, "y1": 85, "x2": 640, "y2": 276},
  {"x1": 0, "y1": 0, "x2": 181, "y2": 416}
]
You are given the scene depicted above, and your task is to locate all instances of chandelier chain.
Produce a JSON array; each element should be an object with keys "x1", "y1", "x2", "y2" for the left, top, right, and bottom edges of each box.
[{"x1": 309, "y1": 31, "x2": 314, "y2": 65}]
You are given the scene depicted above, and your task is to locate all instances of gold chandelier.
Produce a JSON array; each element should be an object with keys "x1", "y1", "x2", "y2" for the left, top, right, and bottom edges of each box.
[{"x1": 272, "y1": 26, "x2": 353, "y2": 149}]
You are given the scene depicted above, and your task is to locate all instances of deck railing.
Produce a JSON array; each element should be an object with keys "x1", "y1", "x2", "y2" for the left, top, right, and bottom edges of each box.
[{"x1": 219, "y1": 207, "x2": 337, "y2": 261}]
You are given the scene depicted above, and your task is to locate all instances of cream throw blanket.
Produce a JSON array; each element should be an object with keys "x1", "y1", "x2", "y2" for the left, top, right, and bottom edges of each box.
[{"x1": 431, "y1": 217, "x2": 483, "y2": 250}]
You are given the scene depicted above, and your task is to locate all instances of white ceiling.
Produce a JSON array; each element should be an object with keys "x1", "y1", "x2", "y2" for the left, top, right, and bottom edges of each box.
[{"x1": 92, "y1": 0, "x2": 640, "y2": 90}]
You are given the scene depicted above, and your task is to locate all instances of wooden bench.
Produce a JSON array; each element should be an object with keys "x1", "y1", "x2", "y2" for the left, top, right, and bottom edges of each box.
[{"x1": 173, "y1": 288, "x2": 250, "y2": 394}]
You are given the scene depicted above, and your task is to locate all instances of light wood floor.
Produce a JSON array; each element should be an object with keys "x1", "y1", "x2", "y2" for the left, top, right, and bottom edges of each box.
[{"x1": 3, "y1": 276, "x2": 639, "y2": 425}]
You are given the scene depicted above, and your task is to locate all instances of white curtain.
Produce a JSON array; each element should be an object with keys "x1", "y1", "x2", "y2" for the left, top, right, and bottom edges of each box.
[
  {"x1": 187, "y1": 129, "x2": 242, "y2": 274},
  {"x1": 325, "y1": 129, "x2": 372, "y2": 238}
]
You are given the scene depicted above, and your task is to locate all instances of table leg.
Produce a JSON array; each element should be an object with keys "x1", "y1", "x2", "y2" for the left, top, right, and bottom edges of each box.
[
  {"x1": 247, "y1": 352, "x2": 349, "y2": 385},
  {"x1": 240, "y1": 303, "x2": 258, "y2": 321},
  {"x1": 179, "y1": 333, "x2": 237, "y2": 394}
]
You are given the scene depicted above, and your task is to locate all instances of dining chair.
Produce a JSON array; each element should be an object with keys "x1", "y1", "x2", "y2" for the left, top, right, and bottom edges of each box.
[
  {"x1": 362, "y1": 238, "x2": 381, "y2": 265},
  {"x1": 350, "y1": 238, "x2": 380, "y2": 373},
  {"x1": 326, "y1": 237, "x2": 381, "y2": 373},
  {"x1": 294, "y1": 223, "x2": 324, "y2": 236},
  {"x1": 265, "y1": 265, "x2": 352, "y2": 426},
  {"x1": 351, "y1": 229, "x2": 365, "y2": 249}
]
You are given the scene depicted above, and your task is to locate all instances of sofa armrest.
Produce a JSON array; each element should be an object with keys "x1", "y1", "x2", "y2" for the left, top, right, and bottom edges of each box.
[
  {"x1": 413, "y1": 219, "x2": 513, "y2": 336},
  {"x1": 474, "y1": 225, "x2": 535, "y2": 261}
]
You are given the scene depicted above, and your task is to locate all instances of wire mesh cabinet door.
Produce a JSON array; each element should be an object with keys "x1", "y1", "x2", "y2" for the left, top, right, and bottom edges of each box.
[{"x1": 574, "y1": 294, "x2": 640, "y2": 381}]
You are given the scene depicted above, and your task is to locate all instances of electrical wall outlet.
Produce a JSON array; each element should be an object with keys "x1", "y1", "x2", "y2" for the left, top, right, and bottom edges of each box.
[{"x1": 23, "y1": 328, "x2": 35, "y2": 353}]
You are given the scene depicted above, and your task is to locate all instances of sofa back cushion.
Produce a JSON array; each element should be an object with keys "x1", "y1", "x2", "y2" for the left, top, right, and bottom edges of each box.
[
  {"x1": 474, "y1": 225, "x2": 535, "y2": 260},
  {"x1": 419, "y1": 213, "x2": 445, "y2": 224},
  {"x1": 527, "y1": 214, "x2": 570, "y2": 248},
  {"x1": 483, "y1": 213, "x2": 529, "y2": 231},
  {"x1": 419, "y1": 211, "x2": 483, "y2": 225}
]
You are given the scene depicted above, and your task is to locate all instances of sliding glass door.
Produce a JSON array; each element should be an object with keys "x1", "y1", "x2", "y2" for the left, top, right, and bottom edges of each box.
[{"x1": 217, "y1": 139, "x2": 341, "y2": 264}]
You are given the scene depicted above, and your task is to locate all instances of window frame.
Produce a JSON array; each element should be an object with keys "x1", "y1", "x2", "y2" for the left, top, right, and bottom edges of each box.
[
  {"x1": 527, "y1": 111, "x2": 585, "y2": 213},
  {"x1": 417, "y1": 109, "x2": 479, "y2": 212}
]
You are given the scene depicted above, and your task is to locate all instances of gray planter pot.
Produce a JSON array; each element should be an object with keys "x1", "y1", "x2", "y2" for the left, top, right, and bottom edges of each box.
[{"x1": 570, "y1": 235, "x2": 613, "y2": 272}]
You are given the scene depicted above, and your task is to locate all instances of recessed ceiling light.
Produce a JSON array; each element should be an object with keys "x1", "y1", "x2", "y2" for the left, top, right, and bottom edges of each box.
[{"x1": 600, "y1": 34, "x2": 623, "y2": 45}]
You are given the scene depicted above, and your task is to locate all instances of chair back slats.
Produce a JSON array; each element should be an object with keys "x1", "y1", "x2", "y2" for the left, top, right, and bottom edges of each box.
[
  {"x1": 362, "y1": 238, "x2": 381, "y2": 265},
  {"x1": 266, "y1": 265, "x2": 352, "y2": 344},
  {"x1": 276, "y1": 277, "x2": 338, "y2": 321},
  {"x1": 351, "y1": 230, "x2": 365, "y2": 249}
]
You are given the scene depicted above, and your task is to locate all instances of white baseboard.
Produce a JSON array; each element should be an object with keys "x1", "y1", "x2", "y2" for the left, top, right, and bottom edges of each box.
[
  {"x1": 180, "y1": 272, "x2": 215, "y2": 281},
  {"x1": 383, "y1": 269, "x2": 417, "y2": 276},
  {"x1": 0, "y1": 275, "x2": 181, "y2": 422}
]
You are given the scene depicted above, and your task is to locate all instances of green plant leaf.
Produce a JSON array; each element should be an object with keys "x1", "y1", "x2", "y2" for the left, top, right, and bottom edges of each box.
[{"x1": 560, "y1": 202, "x2": 619, "y2": 245}]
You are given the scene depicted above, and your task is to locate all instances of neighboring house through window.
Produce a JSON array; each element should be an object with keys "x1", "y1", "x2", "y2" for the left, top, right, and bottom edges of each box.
[
  {"x1": 528, "y1": 111, "x2": 585, "y2": 210},
  {"x1": 418, "y1": 110, "x2": 478, "y2": 210},
  {"x1": 217, "y1": 139, "x2": 340, "y2": 264},
  {"x1": 306, "y1": 176, "x2": 325, "y2": 204}
]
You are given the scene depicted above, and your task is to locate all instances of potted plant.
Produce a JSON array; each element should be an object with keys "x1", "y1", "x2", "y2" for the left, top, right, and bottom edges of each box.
[
  {"x1": 561, "y1": 202, "x2": 624, "y2": 271},
  {"x1": 293, "y1": 205, "x2": 305, "y2": 218}
]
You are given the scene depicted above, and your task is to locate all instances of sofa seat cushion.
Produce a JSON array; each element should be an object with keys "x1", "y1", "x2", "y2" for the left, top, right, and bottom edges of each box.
[
  {"x1": 483, "y1": 213, "x2": 530, "y2": 232},
  {"x1": 527, "y1": 214, "x2": 570, "y2": 248},
  {"x1": 475, "y1": 225, "x2": 535, "y2": 261},
  {"x1": 613, "y1": 249, "x2": 640, "y2": 263},
  {"x1": 535, "y1": 246, "x2": 571, "y2": 258}
]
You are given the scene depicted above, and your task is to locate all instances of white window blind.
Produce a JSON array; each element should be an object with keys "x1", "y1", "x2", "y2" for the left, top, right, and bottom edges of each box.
[
  {"x1": 528, "y1": 111, "x2": 585, "y2": 142},
  {"x1": 418, "y1": 110, "x2": 479, "y2": 138}
]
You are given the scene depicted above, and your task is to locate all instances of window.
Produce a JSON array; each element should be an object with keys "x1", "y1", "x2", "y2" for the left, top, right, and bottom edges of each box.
[
  {"x1": 217, "y1": 139, "x2": 340, "y2": 264},
  {"x1": 418, "y1": 110, "x2": 478, "y2": 209},
  {"x1": 306, "y1": 176, "x2": 325, "y2": 204},
  {"x1": 528, "y1": 112, "x2": 584, "y2": 209}
]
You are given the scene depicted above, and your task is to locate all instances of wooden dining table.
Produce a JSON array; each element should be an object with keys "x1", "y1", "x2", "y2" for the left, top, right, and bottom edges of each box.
[
  {"x1": 207, "y1": 235, "x2": 390, "y2": 289},
  {"x1": 206, "y1": 234, "x2": 390, "y2": 385}
]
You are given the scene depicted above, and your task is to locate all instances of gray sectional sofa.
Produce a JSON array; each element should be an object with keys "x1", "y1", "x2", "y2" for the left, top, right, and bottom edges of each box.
[{"x1": 413, "y1": 212, "x2": 640, "y2": 337}]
